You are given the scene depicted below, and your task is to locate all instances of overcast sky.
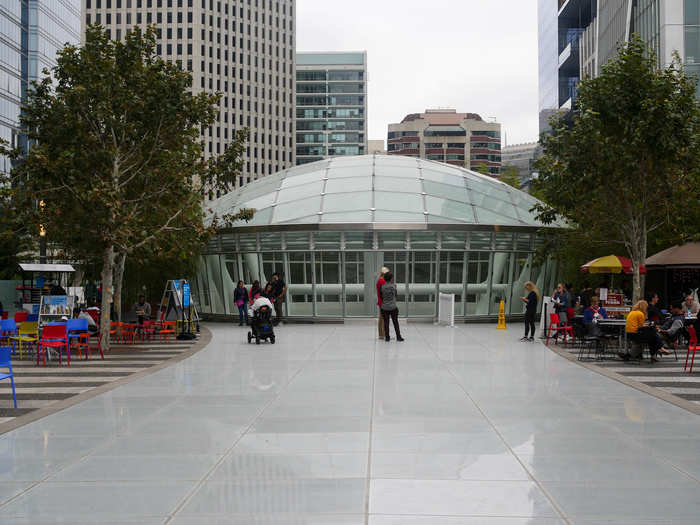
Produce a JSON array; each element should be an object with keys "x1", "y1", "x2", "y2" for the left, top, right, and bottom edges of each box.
[{"x1": 296, "y1": 0, "x2": 539, "y2": 147}]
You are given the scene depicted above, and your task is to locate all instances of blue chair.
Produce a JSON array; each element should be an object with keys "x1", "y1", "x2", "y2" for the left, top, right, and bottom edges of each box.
[
  {"x1": 0, "y1": 320, "x2": 18, "y2": 343},
  {"x1": 0, "y1": 347, "x2": 17, "y2": 408},
  {"x1": 66, "y1": 318, "x2": 88, "y2": 348},
  {"x1": 26, "y1": 314, "x2": 38, "y2": 322}
]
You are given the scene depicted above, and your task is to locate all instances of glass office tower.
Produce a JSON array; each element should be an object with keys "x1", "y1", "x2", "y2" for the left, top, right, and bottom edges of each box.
[
  {"x1": 198, "y1": 155, "x2": 561, "y2": 320},
  {"x1": 296, "y1": 52, "x2": 367, "y2": 165},
  {"x1": 0, "y1": 0, "x2": 81, "y2": 174}
]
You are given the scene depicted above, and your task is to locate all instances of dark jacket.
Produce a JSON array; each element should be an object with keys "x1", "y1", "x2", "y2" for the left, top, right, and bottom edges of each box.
[
  {"x1": 552, "y1": 291, "x2": 569, "y2": 312},
  {"x1": 525, "y1": 291, "x2": 538, "y2": 312},
  {"x1": 234, "y1": 287, "x2": 249, "y2": 304},
  {"x1": 380, "y1": 282, "x2": 398, "y2": 311}
]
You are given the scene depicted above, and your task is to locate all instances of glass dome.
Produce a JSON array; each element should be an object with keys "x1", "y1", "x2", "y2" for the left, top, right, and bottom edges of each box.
[{"x1": 207, "y1": 154, "x2": 557, "y2": 229}]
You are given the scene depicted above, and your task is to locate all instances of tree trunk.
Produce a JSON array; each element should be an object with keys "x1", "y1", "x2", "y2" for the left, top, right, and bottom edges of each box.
[
  {"x1": 629, "y1": 229, "x2": 647, "y2": 304},
  {"x1": 113, "y1": 252, "x2": 126, "y2": 322},
  {"x1": 99, "y1": 245, "x2": 114, "y2": 353}
]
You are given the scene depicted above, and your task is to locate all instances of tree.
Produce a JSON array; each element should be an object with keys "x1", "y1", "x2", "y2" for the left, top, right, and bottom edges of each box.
[
  {"x1": 500, "y1": 165, "x2": 521, "y2": 188},
  {"x1": 533, "y1": 36, "x2": 700, "y2": 302},
  {"x1": 12, "y1": 26, "x2": 252, "y2": 350},
  {"x1": 473, "y1": 164, "x2": 490, "y2": 176}
]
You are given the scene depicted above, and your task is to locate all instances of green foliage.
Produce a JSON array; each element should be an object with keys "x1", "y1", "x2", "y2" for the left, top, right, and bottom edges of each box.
[
  {"x1": 533, "y1": 36, "x2": 700, "y2": 299},
  {"x1": 12, "y1": 25, "x2": 250, "y2": 260},
  {"x1": 473, "y1": 164, "x2": 490, "y2": 176},
  {"x1": 500, "y1": 165, "x2": 521, "y2": 188}
]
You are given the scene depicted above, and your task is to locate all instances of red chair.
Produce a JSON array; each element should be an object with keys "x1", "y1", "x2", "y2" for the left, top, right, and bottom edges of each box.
[
  {"x1": 121, "y1": 323, "x2": 139, "y2": 344},
  {"x1": 684, "y1": 326, "x2": 698, "y2": 373},
  {"x1": 76, "y1": 332, "x2": 104, "y2": 360},
  {"x1": 37, "y1": 324, "x2": 70, "y2": 366},
  {"x1": 546, "y1": 313, "x2": 574, "y2": 345},
  {"x1": 14, "y1": 312, "x2": 28, "y2": 325},
  {"x1": 141, "y1": 320, "x2": 156, "y2": 342},
  {"x1": 1, "y1": 311, "x2": 8, "y2": 320}
]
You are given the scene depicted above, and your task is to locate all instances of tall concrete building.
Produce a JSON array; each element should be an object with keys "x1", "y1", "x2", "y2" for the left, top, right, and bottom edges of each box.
[
  {"x1": 1, "y1": 0, "x2": 81, "y2": 174},
  {"x1": 387, "y1": 109, "x2": 501, "y2": 176},
  {"x1": 84, "y1": 0, "x2": 296, "y2": 197},
  {"x1": 539, "y1": 0, "x2": 699, "y2": 132},
  {"x1": 295, "y1": 51, "x2": 367, "y2": 165},
  {"x1": 501, "y1": 142, "x2": 541, "y2": 190}
]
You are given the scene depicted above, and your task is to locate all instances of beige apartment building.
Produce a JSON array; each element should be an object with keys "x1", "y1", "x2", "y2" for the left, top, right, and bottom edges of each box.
[
  {"x1": 387, "y1": 109, "x2": 501, "y2": 176},
  {"x1": 83, "y1": 0, "x2": 296, "y2": 198}
]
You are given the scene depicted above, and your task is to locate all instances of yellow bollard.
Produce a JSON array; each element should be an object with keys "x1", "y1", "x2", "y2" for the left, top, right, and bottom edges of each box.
[{"x1": 497, "y1": 300, "x2": 507, "y2": 330}]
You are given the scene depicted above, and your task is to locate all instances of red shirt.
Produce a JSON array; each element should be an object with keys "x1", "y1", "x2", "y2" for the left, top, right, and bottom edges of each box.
[{"x1": 376, "y1": 277, "x2": 386, "y2": 306}]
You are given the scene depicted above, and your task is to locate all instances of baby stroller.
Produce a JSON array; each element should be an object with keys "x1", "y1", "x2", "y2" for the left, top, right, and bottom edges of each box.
[{"x1": 248, "y1": 305, "x2": 275, "y2": 344}]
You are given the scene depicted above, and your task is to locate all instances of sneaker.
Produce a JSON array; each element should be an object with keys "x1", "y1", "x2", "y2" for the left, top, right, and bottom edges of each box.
[
  {"x1": 519, "y1": 336, "x2": 529, "y2": 342},
  {"x1": 385, "y1": 337, "x2": 390, "y2": 342},
  {"x1": 397, "y1": 336, "x2": 405, "y2": 342},
  {"x1": 527, "y1": 337, "x2": 535, "y2": 342}
]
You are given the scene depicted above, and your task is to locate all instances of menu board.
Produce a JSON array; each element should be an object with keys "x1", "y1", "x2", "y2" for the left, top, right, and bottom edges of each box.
[{"x1": 40, "y1": 295, "x2": 75, "y2": 316}]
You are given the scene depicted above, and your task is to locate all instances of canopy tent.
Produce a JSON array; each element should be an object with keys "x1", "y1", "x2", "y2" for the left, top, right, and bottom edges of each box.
[
  {"x1": 581, "y1": 255, "x2": 646, "y2": 275},
  {"x1": 646, "y1": 242, "x2": 700, "y2": 269}
]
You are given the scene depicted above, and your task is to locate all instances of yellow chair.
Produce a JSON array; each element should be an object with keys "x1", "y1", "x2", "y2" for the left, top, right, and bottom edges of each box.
[{"x1": 8, "y1": 321, "x2": 38, "y2": 360}]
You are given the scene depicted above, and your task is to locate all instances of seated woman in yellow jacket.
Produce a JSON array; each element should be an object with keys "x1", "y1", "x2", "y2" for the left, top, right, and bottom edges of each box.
[{"x1": 621, "y1": 300, "x2": 666, "y2": 362}]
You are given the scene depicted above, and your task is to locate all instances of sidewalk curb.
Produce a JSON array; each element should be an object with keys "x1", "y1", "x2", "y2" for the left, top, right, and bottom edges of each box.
[
  {"x1": 546, "y1": 342, "x2": 700, "y2": 416},
  {"x1": 0, "y1": 327, "x2": 213, "y2": 436}
]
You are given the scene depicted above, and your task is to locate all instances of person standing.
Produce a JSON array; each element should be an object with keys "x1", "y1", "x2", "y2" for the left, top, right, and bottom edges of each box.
[
  {"x1": 132, "y1": 295, "x2": 151, "y2": 325},
  {"x1": 267, "y1": 273, "x2": 287, "y2": 324},
  {"x1": 234, "y1": 281, "x2": 249, "y2": 326},
  {"x1": 380, "y1": 272, "x2": 404, "y2": 342},
  {"x1": 520, "y1": 281, "x2": 539, "y2": 342},
  {"x1": 376, "y1": 267, "x2": 389, "y2": 340},
  {"x1": 249, "y1": 280, "x2": 262, "y2": 303}
]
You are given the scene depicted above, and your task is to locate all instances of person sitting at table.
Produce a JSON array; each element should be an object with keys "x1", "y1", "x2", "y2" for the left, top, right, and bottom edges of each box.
[
  {"x1": 75, "y1": 307, "x2": 98, "y2": 333},
  {"x1": 682, "y1": 294, "x2": 699, "y2": 317},
  {"x1": 132, "y1": 295, "x2": 152, "y2": 324},
  {"x1": 619, "y1": 300, "x2": 665, "y2": 362},
  {"x1": 659, "y1": 301, "x2": 686, "y2": 349},
  {"x1": 647, "y1": 292, "x2": 663, "y2": 322},
  {"x1": 583, "y1": 296, "x2": 608, "y2": 324}
]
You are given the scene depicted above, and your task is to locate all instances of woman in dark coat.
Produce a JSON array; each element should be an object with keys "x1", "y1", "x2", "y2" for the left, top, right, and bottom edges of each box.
[
  {"x1": 234, "y1": 281, "x2": 250, "y2": 326},
  {"x1": 520, "y1": 281, "x2": 539, "y2": 342}
]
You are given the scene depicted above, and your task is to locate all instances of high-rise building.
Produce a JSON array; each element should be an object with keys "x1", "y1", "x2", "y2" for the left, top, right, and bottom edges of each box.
[
  {"x1": 1, "y1": 1, "x2": 81, "y2": 174},
  {"x1": 539, "y1": 0, "x2": 699, "y2": 133},
  {"x1": 501, "y1": 142, "x2": 541, "y2": 190},
  {"x1": 295, "y1": 51, "x2": 367, "y2": 165},
  {"x1": 387, "y1": 109, "x2": 501, "y2": 176},
  {"x1": 84, "y1": 0, "x2": 297, "y2": 197}
]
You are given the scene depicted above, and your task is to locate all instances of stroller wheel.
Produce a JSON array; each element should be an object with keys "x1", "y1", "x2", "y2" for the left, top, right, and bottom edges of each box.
[
  {"x1": 247, "y1": 332, "x2": 252, "y2": 344},
  {"x1": 270, "y1": 335, "x2": 275, "y2": 344},
  {"x1": 256, "y1": 337, "x2": 260, "y2": 345}
]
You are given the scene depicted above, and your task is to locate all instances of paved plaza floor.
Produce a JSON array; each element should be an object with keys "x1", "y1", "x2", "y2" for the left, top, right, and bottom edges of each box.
[{"x1": 0, "y1": 322, "x2": 699, "y2": 523}]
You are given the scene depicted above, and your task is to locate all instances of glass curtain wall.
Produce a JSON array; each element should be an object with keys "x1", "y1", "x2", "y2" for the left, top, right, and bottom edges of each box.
[{"x1": 192, "y1": 231, "x2": 558, "y2": 318}]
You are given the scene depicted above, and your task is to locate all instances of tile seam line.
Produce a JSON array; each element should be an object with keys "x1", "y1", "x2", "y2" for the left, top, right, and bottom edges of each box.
[
  {"x1": 363, "y1": 337, "x2": 377, "y2": 524},
  {"x1": 163, "y1": 326, "x2": 342, "y2": 524},
  {"x1": 0, "y1": 332, "x2": 207, "y2": 436},
  {"x1": 545, "y1": 342, "x2": 700, "y2": 484},
  {"x1": 0, "y1": 335, "x2": 212, "y2": 510},
  {"x1": 413, "y1": 324, "x2": 572, "y2": 525}
]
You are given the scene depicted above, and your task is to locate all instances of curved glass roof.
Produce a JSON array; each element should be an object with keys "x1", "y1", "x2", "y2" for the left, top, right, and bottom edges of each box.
[{"x1": 207, "y1": 155, "x2": 558, "y2": 229}]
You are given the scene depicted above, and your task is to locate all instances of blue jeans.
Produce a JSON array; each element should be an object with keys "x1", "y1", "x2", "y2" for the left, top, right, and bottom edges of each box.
[{"x1": 237, "y1": 304, "x2": 249, "y2": 325}]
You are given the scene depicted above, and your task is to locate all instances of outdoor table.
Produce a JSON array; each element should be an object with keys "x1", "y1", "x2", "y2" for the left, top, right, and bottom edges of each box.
[{"x1": 597, "y1": 319, "x2": 627, "y2": 348}]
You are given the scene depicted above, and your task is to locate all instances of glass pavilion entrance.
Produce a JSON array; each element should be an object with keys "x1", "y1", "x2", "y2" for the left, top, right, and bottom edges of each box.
[{"x1": 193, "y1": 230, "x2": 558, "y2": 319}]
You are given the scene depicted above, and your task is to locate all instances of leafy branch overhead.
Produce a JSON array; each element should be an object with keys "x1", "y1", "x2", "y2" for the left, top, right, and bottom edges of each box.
[
  {"x1": 533, "y1": 36, "x2": 700, "y2": 301},
  {"x1": 9, "y1": 25, "x2": 253, "y2": 349}
]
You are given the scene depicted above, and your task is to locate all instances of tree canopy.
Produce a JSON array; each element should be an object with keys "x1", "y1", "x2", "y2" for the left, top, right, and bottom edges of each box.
[
  {"x1": 533, "y1": 36, "x2": 700, "y2": 301},
  {"x1": 6, "y1": 26, "x2": 252, "y2": 348}
]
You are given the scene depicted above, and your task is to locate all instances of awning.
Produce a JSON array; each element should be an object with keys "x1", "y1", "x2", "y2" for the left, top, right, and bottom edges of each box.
[
  {"x1": 580, "y1": 255, "x2": 646, "y2": 275},
  {"x1": 19, "y1": 263, "x2": 76, "y2": 273},
  {"x1": 646, "y1": 242, "x2": 700, "y2": 268}
]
